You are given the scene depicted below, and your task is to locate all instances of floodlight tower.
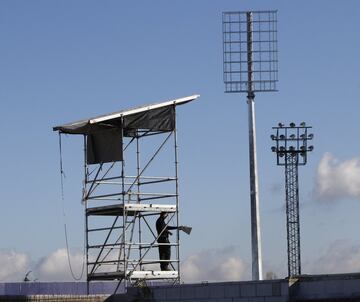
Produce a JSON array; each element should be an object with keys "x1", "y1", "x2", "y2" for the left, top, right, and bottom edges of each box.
[
  {"x1": 270, "y1": 122, "x2": 314, "y2": 277},
  {"x1": 222, "y1": 10, "x2": 278, "y2": 280}
]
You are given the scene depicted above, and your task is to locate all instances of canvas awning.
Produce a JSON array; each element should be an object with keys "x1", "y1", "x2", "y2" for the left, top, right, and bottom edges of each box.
[
  {"x1": 53, "y1": 95, "x2": 199, "y2": 135},
  {"x1": 53, "y1": 95, "x2": 199, "y2": 164}
]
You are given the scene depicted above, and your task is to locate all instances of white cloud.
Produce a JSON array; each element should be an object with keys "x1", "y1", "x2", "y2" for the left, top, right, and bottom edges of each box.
[
  {"x1": 315, "y1": 153, "x2": 360, "y2": 201},
  {"x1": 309, "y1": 240, "x2": 360, "y2": 274},
  {"x1": 36, "y1": 248, "x2": 85, "y2": 281},
  {"x1": 181, "y1": 246, "x2": 248, "y2": 282},
  {"x1": 0, "y1": 246, "x2": 271, "y2": 282},
  {"x1": 0, "y1": 250, "x2": 30, "y2": 281}
]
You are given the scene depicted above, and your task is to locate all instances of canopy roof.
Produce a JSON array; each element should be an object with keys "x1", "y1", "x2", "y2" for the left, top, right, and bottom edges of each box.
[
  {"x1": 53, "y1": 95, "x2": 199, "y2": 165},
  {"x1": 53, "y1": 95, "x2": 199, "y2": 135}
]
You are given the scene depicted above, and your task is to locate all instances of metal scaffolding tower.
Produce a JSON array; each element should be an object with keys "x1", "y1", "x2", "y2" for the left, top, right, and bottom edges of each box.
[
  {"x1": 271, "y1": 122, "x2": 314, "y2": 277},
  {"x1": 222, "y1": 10, "x2": 278, "y2": 281},
  {"x1": 53, "y1": 95, "x2": 199, "y2": 288}
]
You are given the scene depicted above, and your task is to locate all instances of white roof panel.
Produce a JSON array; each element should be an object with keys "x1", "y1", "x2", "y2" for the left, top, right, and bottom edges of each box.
[{"x1": 53, "y1": 94, "x2": 199, "y2": 131}]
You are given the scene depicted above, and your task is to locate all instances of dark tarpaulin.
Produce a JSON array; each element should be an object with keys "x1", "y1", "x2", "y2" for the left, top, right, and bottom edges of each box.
[
  {"x1": 55, "y1": 104, "x2": 176, "y2": 165},
  {"x1": 123, "y1": 106, "x2": 175, "y2": 132},
  {"x1": 54, "y1": 105, "x2": 175, "y2": 135},
  {"x1": 87, "y1": 128, "x2": 123, "y2": 165},
  {"x1": 54, "y1": 121, "x2": 116, "y2": 135},
  {"x1": 55, "y1": 121, "x2": 91, "y2": 134}
]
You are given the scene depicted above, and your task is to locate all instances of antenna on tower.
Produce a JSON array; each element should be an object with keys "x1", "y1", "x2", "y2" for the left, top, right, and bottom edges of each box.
[{"x1": 222, "y1": 10, "x2": 278, "y2": 281}]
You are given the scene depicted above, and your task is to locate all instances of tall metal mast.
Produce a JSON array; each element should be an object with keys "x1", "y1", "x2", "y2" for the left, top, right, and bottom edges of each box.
[
  {"x1": 223, "y1": 10, "x2": 278, "y2": 280},
  {"x1": 271, "y1": 122, "x2": 314, "y2": 277},
  {"x1": 246, "y1": 12, "x2": 262, "y2": 281}
]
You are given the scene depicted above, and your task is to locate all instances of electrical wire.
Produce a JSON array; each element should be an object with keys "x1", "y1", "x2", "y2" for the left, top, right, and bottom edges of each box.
[{"x1": 58, "y1": 133, "x2": 86, "y2": 281}]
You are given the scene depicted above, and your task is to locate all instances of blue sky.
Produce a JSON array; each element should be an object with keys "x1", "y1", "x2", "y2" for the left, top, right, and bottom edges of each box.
[{"x1": 1, "y1": 0, "x2": 360, "y2": 282}]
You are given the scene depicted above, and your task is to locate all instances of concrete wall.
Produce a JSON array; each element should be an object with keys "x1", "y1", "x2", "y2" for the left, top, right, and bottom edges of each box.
[
  {"x1": 0, "y1": 282, "x2": 122, "y2": 296},
  {"x1": 127, "y1": 280, "x2": 289, "y2": 302},
  {"x1": 2, "y1": 273, "x2": 360, "y2": 301},
  {"x1": 0, "y1": 295, "x2": 107, "y2": 302},
  {"x1": 289, "y1": 273, "x2": 360, "y2": 301},
  {"x1": 126, "y1": 273, "x2": 360, "y2": 302}
]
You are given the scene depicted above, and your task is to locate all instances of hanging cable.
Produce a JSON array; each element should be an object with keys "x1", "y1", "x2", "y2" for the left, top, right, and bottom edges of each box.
[
  {"x1": 64, "y1": 223, "x2": 85, "y2": 280},
  {"x1": 58, "y1": 132, "x2": 86, "y2": 281},
  {"x1": 59, "y1": 132, "x2": 65, "y2": 202}
]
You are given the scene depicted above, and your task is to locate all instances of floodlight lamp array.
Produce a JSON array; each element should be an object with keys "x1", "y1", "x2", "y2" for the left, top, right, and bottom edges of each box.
[
  {"x1": 270, "y1": 122, "x2": 314, "y2": 166},
  {"x1": 222, "y1": 10, "x2": 278, "y2": 93}
]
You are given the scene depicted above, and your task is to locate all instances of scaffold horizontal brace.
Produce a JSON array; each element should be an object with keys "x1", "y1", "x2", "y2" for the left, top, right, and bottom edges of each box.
[
  {"x1": 88, "y1": 270, "x2": 178, "y2": 281},
  {"x1": 86, "y1": 203, "x2": 177, "y2": 216}
]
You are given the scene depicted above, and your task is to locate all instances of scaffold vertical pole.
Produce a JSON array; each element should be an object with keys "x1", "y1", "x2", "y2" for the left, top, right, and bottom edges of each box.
[
  {"x1": 136, "y1": 133, "x2": 142, "y2": 271},
  {"x1": 120, "y1": 116, "x2": 127, "y2": 288},
  {"x1": 173, "y1": 106, "x2": 181, "y2": 282},
  {"x1": 84, "y1": 134, "x2": 90, "y2": 295}
]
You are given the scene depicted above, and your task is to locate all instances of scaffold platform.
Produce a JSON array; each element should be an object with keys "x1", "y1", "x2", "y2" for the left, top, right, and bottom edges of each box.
[{"x1": 86, "y1": 204, "x2": 177, "y2": 216}]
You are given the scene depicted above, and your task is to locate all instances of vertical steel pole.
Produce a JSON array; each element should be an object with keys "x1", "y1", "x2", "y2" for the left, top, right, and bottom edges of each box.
[
  {"x1": 136, "y1": 133, "x2": 142, "y2": 271},
  {"x1": 120, "y1": 117, "x2": 127, "y2": 287},
  {"x1": 84, "y1": 135, "x2": 90, "y2": 294},
  {"x1": 246, "y1": 12, "x2": 263, "y2": 281},
  {"x1": 173, "y1": 106, "x2": 181, "y2": 282}
]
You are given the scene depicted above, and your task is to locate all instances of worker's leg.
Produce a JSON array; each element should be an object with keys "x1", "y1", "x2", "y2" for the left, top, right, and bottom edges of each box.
[
  {"x1": 164, "y1": 245, "x2": 171, "y2": 270},
  {"x1": 159, "y1": 245, "x2": 168, "y2": 270}
]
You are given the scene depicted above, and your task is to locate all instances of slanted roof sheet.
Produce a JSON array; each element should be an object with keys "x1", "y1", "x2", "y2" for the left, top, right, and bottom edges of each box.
[{"x1": 53, "y1": 94, "x2": 199, "y2": 133}]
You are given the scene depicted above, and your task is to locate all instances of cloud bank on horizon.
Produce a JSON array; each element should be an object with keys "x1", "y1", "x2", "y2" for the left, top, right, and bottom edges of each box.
[
  {"x1": 309, "y1": 240, "x2": 360, "y2": 275},
  {"x1": 315, "y1": 153, "x2": 360, "y2": 201},
  {"x1": 0, "y1": 249, "x2": 84, "y2": 282},
  {"x1": 0, "y1": 250, "x2": 30, "y2": 282},
  {"x1": 181, "y1": 246, "x2": 248, "y2": 282},
  {"x1": 2, "y1": 241, "x2": 360, "y2": 282},
  {"x1": 0, "y1": 247, "x2": 249, "y2": 283},
  {"x1": 36, "y1": 249, "x2": 85, "y2": 281}
]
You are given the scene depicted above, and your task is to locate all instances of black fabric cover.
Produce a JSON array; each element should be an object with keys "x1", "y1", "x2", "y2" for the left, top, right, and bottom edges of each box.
[
  {"x1": 55, "y1": 122, "x2": 115, "y2": 135},
  {"x1": 87, "y1": 128, "x2": 123, "y2": 165},
  {"x1": 55, "y1": 121, "x2": 90, "y2": 134},
  {"x1": 55, "y1": 105, "x2": 175, "y2": 135},
  {"x1": 123, "y1": 106, "x2": 175, "y2": 132},
  {"x1": 55, "y1": 105, "x2": 176, "y2": 165}
]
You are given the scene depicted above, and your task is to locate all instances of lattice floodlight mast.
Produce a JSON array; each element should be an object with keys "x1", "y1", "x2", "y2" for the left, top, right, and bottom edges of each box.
[
  {"x1": 222, "y1": 10, "x2": 278, "y2": 281},
  {"x1": 271, "y1": 122, "x2": 314, "y2": 277},
  {"x1": 53, "y1": 95, "x2": 199, "y2": 289}
]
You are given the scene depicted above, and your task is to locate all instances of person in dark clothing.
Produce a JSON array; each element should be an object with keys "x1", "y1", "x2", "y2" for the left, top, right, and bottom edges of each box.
[{"x1": 156, "y1": 212, "x2": 181, "y2": 271}]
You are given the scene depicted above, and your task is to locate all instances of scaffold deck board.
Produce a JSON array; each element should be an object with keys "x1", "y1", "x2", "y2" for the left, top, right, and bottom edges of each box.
[
  {"x1": 88, "y1": 270, "x2": 178, "y2": 281},
  {"x1": 86, "y1": 203, "x2": 176, "y2": 216},
  {"x1": 129, "y1": 270, "x2": 178, "y2": 280},
  {"x1": 88, "y1": 271, "x2": 124, "y2": 281}
]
